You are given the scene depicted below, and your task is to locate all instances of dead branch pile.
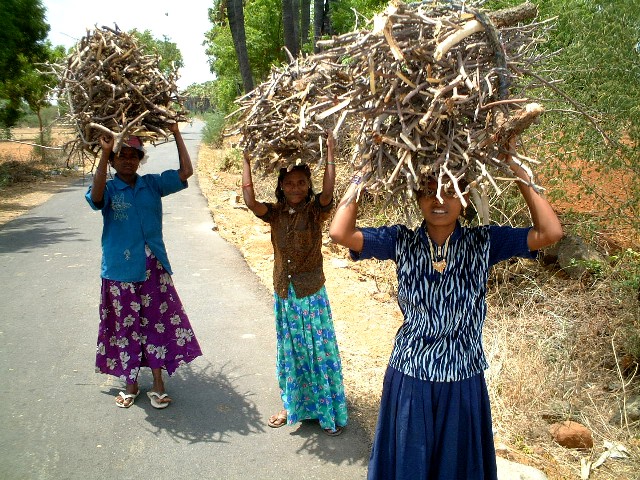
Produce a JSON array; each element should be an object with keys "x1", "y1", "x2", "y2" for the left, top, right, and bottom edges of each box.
[
  {"x1": 234, "y1": 1, "x2": 554, "y2": 217},
  {"x1": 56, "y1": 26, "x2": 188, "y2": 159}
]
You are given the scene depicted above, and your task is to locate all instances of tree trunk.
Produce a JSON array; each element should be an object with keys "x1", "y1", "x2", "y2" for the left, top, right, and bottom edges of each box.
[
  {"x1": 282, "y1": 0, "x2": 299, "y2": 59},
  {"x1": 300, "y1": 0, "x2": 310, "y2": 50},
  {"x1": 325, "y1": 0, "x2": 335, "y2": 36},
  {"x1": 36, "y1": 107, "x2": 45, "y2": 161},
  {"x1": 313, "y1": 0, "x2": 324, "y2": 52},
  {"x1": 227, "y1": 0, "x2": 254, "y2": 93}
]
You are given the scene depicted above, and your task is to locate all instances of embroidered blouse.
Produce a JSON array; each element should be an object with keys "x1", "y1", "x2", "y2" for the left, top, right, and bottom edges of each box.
[
  {"x1": 352, "y1": 222, "x2": 535, "y2": 382},
  {"x1": 85, "y1": 170, "x2": 187, "y2": 282},
  {"x1": 257, "y1": 196, "x2": 333, "y2": 298}
]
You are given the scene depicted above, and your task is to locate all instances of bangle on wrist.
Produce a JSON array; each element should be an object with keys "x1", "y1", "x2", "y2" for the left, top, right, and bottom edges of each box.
[
  {"x1": 327, "y1": 162, "x2": 335, "y2": 165},
  {"x1": 242, "y1": 182, "x2": 253, "y2": 188}
]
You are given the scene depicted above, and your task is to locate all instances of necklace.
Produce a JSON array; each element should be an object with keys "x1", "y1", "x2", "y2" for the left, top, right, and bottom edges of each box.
[{"x1": 426, "y1": 232, "x2": 451, "y2": 274}]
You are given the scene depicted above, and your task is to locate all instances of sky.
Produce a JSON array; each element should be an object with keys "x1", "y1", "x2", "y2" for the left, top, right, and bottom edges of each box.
[{"x1": 42, "y1": 0, "x2": 215, "y2": 89}]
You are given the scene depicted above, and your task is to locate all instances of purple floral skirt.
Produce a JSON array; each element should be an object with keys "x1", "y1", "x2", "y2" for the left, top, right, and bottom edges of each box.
[{"x1": 95, "y1": 249, "x2": 202, "y2": 384}]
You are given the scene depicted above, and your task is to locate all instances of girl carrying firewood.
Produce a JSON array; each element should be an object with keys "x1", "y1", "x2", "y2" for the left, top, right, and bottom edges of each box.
[
  {"x1": 329, "y1": 138, "x2": 563, "y2": 479},
  {"x1": 85, "y1": 122, "x2": 202, "y2": 409},
  {"x1": 242, "y1": 132, "x2": 348, "y2": 436}
]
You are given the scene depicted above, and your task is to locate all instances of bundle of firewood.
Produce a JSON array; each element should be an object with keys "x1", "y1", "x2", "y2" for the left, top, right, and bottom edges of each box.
[
  {"x1": 234, "y1": 1, "x2": 552, "y2": 216},
  {"x1": 233, "y1": 59, "x2": 343, "y2": 172},
  {"x1": 56, "y1": 25, "x2": 188, "y2": 158}
]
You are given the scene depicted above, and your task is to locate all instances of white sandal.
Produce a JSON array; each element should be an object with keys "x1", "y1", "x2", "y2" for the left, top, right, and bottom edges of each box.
[
  {"x1": 147, "y1": 391, "x2": 171, "y2": 409},
  {"x1": 115, "y1": 391, "x2": 139, "y2": 408}
]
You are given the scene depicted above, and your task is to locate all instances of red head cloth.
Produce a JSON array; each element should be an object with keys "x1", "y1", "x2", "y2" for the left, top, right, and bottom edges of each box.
[{"x1": 124, "y1": 136, "x2": 144, "y2": 151}]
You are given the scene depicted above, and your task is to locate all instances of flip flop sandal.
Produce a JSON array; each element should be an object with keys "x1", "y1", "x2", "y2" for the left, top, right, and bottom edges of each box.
[
  {"x1": 115, "y1": 391, "x2": 139, "y2": 408},
  {"x1": 267, "y1": 411, "x2": 287, "y2": 428},
  {"x1": 147, "y1": 391, "x2": 171, "y2": 409},
  {"x1": 324, "y1": 426, "x2": 344, "y2": 437}
]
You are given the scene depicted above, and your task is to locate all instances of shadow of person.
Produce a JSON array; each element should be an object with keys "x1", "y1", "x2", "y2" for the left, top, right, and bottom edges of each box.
[
  {"x1": 0, "y1": 215, "x2": 87, "y2": 253},
  {"x1": 105, "y1": 360, "x2": 265, "y2": 444},
  {"x1": 286, "y1": 416, "x2": 370, "y2": 467}
]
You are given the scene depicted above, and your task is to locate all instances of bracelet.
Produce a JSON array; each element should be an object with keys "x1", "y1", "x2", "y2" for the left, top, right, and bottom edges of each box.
[
  {"x1": 242, "y1": 182, "x2": 253, "y2": 188},
  {"x1": 327, "y1": 162, "x2": 335, "y2": 165}
]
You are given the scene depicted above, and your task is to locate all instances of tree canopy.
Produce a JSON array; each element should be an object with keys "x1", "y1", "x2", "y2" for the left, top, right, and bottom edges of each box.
[
  {"x1": 0, "y1": 0, "x2": 49, "y2": 83},
  {"x1": 129, "y1": 29, "x2": 184, "y2": 77},
  {"x1": 0, "y1": 0, "x2": 52, "y2": 128}
]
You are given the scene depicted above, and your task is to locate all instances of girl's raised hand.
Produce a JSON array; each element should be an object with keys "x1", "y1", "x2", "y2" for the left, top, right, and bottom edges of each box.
[
  {"x1": 167, "y1": 122, "x2": 180, "y2": 134},
  {"x1": 326, "y1": 131, "x2": 335, "y2": 151}
]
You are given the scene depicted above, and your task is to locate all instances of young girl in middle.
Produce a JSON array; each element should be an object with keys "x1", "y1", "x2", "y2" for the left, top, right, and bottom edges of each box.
[{"x1": 241, "y1": 133, "x2": 347, "y2": 436}]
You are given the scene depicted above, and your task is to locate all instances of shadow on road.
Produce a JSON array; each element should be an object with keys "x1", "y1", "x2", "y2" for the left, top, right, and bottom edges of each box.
[
  {"x1": 104, "y1": 360, "x2": 265, "y2": 444},
  {"x1": 0, "y1": 215, "x2": 88, "y2": 253},
  {"x1": 101, "y1": 358, "x2": 369, "y2": 468},
  {"x1": 288, "y1": 420, "x2": 370, "y2": 468}
]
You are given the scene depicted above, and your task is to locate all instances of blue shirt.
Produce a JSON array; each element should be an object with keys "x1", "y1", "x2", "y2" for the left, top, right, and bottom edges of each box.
[
  {"x1": 85, "y1": 170, "x2": 187, "y2": 282},
  {"x1": 352, "y1": 222, "x2": 535, "y2": 382}
]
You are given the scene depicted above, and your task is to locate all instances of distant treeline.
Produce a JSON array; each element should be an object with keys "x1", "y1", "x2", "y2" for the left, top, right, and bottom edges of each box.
[{"x1": 183, "y1": 96, "x2": 212, "y2": 114}]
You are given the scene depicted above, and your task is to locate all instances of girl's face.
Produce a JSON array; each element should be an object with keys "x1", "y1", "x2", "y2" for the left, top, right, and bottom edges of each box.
[
  {"x1": 111, "y1": 147, "x2": 141, "y2": 176},
  {"x1": 281, "y1": 169, "x2": 309, "y2": 206},
  {"x1": 417, "y1": 182, "x2": 464, "y2": 227}
]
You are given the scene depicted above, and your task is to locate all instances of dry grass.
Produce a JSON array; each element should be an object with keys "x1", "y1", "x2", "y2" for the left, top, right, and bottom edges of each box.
[{"x1": 484, "y1": 262, "x2": 640, "y2": 479}]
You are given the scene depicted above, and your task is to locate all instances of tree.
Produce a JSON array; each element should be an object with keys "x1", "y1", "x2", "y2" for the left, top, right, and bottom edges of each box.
[
  {"x1": 0, "y1": 0, "x2": 50, "y2": 129},
  {"x1": 21, "y1": 43, "x2": 66, "y2": 149},
  {"x1": 313, "y1": 0, "x2": 328, "y2": 52},
  {"x1": 0, "y1": 0, "x2": 49, "y2": 83},
  {"x1": 226, "y1": 0, "x2": 254, "y2": 92},
  {"x1": 129, "y1": 30, "x2": 184, "y2": 78},
  {"x1": 204, "y1": 0, "x2": 282, "y2": 112},
  {"x1": 300, "y1": 0, "x2": 311, "y2": 50},
  {"x1": 282, "y1": 0, "x2": 299, "y2": 58}
]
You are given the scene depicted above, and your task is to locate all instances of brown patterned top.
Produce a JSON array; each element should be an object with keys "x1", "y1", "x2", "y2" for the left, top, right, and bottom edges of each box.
[{"x1": 257, "y1": 196, "x2": 333, "y2": 298}]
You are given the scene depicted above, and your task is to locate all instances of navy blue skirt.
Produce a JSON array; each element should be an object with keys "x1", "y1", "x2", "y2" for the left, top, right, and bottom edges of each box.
[{"x1": 368, "y1": 367, "x2": 498, "y2": 480}]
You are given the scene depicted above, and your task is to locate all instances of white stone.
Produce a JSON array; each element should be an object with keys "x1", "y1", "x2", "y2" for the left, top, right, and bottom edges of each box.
[{"x1": 497, "y1": 456, "x2": 547, "y2": 480}]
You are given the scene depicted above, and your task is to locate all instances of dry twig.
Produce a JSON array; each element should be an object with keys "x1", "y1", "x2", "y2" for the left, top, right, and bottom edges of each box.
[
  {"x1": 234, "y1": 1, "x2": 558, "y2": 219},
  {"x1": 53, "y1": 25, "x2": 188, "y2": 163}
]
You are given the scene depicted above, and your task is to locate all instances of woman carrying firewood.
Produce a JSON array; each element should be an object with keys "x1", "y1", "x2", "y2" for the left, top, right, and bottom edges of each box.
[
  {"x1": 85, "y1": 122, "x2": 202, "y2": 409},
  {"x1": 241, "y1": 133, "x2": 348, "y2": 436},
  {"x1": 329, "y1": 139, "x2": 563, "y2": 479}
]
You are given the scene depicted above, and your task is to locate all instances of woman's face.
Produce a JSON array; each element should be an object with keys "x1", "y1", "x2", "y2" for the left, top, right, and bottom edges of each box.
[
  {"x1": 111, "y1": 147, "x2": 141, "y2": 176},
  {"x1": 281, "y1": 169, "x2": 309, "y2": 206},
  {"x1": 417, "y1": 181, "x2": 464, "y2": 227}
]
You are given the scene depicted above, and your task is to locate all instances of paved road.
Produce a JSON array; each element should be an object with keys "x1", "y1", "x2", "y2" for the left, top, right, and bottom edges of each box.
[{"x1": 0, "y1": 121, "x2": 370, "y2": 480}]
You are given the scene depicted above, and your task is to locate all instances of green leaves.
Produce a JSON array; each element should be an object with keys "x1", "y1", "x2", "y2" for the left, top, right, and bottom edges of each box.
[{"x1": 129, "y1": 29, "x2": 185, "y2": 76}]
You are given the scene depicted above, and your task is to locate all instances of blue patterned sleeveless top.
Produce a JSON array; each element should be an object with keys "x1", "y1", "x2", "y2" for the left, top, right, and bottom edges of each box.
[{"x1": 354, "y1": 222, "x2": 534, "y2": 382}]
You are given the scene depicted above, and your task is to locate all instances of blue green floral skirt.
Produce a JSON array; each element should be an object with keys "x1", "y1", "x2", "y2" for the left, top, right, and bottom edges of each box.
[{"x1": 273, "y1": 284, "x2": 348, "y2": 431}]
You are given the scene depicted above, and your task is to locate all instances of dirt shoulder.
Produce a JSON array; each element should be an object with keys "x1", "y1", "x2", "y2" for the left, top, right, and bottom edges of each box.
[{"x1": 0, "y1": 136, "x2": 84, "y2": 227}]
